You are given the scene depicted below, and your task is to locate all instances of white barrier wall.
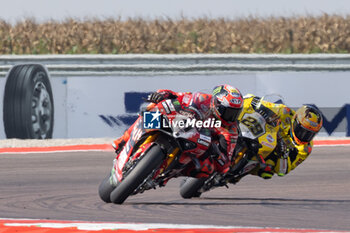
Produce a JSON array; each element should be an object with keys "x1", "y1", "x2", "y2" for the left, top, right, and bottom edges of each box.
[
  {"x1": 256, "y1": 72, "x2": 350, "y2": 107},
  {"x1": 45, "y1": 72, "x2": 349, "y2": 139},
  {"x1": 64, "y1": 74, "x2": 256, "y2": 138},
  {"x1": 2, "y1": 54, "x2": 350, "y2": 139}
]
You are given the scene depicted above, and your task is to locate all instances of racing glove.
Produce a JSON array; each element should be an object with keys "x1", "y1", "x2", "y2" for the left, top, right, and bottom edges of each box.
[
  {"x1": 147, "y1": 92, "x2": 165, "y2": 103},
  {"x1": 147, "y1": 91, "x2": 178, "y2": 103}
]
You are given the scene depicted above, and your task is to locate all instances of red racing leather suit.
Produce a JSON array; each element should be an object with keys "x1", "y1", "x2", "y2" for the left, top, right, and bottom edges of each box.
[{"x1": 113, "y1": 89, "x2": 239, "y2": 178}]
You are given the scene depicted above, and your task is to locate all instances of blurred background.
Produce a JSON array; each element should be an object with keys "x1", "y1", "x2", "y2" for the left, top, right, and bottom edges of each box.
[
  {"x1": 2, "y1": 0, "x2": 350, "y2": 22},
  {"x1": 1, "y1": 0, "x2": 350, "y2": 54},
  {"x1": 1, "y1": 0, "x2": 350, "y2": 139}
]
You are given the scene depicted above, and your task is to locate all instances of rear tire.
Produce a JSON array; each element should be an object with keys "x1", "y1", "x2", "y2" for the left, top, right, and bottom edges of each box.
[
  {"x1": 3, "y1": 64, "x2": 54, "y2": 139},
  {"x1": 180, "y1": 177, "x2": 205, "y2": 199},
  {"x1": 98, "y1": 174, "x2": 116, "y2": 203},
  {"x1": 110, "y1": 144, "x2": 164, "y2": 204}
]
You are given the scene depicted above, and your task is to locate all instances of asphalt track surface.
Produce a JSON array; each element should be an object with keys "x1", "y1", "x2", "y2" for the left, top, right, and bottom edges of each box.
[{"x1": 0, "y1": 146, "x2": 349, "y2": 231}]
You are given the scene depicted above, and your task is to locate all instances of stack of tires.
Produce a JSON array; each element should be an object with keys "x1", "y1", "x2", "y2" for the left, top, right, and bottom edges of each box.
[{"x1": 3, "y1": 64, "x2": 54, "y2": 139}]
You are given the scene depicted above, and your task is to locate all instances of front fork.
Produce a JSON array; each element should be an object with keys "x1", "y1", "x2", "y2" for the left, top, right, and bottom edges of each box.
[
  {"x1": 111, "y1": 133, "x2": 159, "y2": 185},
  {"x1": 111, "y1": 133, "x2": 180, "y2": 187}
]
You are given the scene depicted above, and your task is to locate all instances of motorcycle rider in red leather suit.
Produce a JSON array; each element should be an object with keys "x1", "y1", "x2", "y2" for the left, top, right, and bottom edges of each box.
[{"x1": 113, "y1": 84, "x2": 244, "y2": 178}]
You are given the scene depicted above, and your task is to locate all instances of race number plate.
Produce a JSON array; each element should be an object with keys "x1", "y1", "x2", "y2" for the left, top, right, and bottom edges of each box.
[{"x1": 239, "y1": 112, "x2": 266, "y2": 139}]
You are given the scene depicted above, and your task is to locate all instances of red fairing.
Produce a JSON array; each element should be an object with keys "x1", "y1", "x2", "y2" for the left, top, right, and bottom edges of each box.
[
  {"x1": 114, "y1": 142, "x2": 155, "y2": 182},
  {"x1": 176, "y1": 91, "x2": 240, "y2": 176},
  {"x1": 114, "y1": 117, "x2": 153, "y2": 181},
  {"x1": 113, "y1": 89, "x2": 241, "y2": 181}
]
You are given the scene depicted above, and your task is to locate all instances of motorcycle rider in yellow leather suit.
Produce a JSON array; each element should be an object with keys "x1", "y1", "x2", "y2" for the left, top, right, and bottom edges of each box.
[{"x1": 257, "y1": 102, "x2": 323, "y2": 179}]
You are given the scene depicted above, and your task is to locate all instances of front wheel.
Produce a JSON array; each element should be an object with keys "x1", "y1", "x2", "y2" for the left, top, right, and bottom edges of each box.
[
  {"x1": 110, "y1": 144, "x2": 164, "y2": 204},
  {"x1": 180, "y1": 177, "x2": 206, "y2": 199},
  {"x1": 98, "y1": 174, "x2": 116, "y2": 203}
]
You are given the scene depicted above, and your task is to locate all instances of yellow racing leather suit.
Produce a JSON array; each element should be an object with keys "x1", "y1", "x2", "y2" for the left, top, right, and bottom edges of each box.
[
  {"x1": 274, "y1": 105, "x2": 313, "y2": 176},
  {"x1": 239, "y1": 94, "x2": 313, "y2": 179},
  {"x1": 260, "y1": 105, "x2": 313, "y2": 179}
]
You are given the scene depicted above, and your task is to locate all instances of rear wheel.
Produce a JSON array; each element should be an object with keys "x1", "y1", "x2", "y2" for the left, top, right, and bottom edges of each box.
[
  {"x1": 180, "y1": 177, "x2": 206, "y2": 199},
  {"x1": 110, "y1": 144, "x2": 164, "y2": 204},
  {"x1": 98, "y1": 174, "x2": 116, "y2": 203}
]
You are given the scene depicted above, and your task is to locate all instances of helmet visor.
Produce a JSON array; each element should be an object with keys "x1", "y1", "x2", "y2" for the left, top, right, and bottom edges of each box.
[
  {"x1": 217, "y1": 105, "x2": 242, "y2": 123},
  {"x1": 293, "y1": 119, "x2": 316, "y2": 143}
]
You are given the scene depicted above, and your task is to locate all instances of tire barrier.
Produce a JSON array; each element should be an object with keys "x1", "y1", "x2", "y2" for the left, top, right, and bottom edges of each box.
[{"x1": 3, "y1": 64, "x2": 54, "y2": 139}]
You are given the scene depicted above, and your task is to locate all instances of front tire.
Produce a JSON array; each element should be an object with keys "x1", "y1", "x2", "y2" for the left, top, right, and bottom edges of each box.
[
  {"x1": 98, "y1": 174, "x2": 116, "y2": 203},
  {"x1": 180, "y1": 177, "x2": 205, "y2": 199},
  {"x1": 110, "y1": 144, "x2": 164, "y2": 204}
]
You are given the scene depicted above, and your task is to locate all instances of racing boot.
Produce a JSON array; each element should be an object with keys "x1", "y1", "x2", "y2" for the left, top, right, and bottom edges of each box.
[
  {"x1": 112, "y1": 120, "x2": 138, "y2": 154},
  {"x1": 112, "y1": 137, "x2": 126, "y2": 154}
]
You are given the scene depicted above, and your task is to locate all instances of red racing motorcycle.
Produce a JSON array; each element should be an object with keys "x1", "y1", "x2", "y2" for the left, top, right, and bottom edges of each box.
[{"x1": 98, "y1": 99, "x2": 212, "y2": 204}]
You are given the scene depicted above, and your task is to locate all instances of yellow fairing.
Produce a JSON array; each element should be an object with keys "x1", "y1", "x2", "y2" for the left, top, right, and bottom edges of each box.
[
  {"x1": 239, "y1": 96, "x2": 280, "y2": 160},
  {"x1": 257, "y1": 131, "x2": 278, "y2": 158}
]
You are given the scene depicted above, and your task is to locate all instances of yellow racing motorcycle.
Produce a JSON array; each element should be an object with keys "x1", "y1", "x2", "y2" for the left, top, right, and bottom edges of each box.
[{"x1": 180, "y1": 94, "x2": 285, "y2": 198}]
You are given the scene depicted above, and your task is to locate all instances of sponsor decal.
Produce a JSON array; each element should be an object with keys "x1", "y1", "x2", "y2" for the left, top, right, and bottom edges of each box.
[
  {"x1": 183, "y1": 94, "x2": 191, "y2": 104},
  {"x1": 162, "y1": 102, "x2": 171, "y2": 114},
  {"x1": 179, "y1": 110, "x2": 195, "y2": 118},
  {"x1": 261, "y1": 141, "x2": 275, "y2": 149},
  {"x1": 217, "y1": 158, "x2": 225, "y2": 166},
  {"x1": 143, "y1": 111, "x2": 161, "y2": 129},
  {"x1": 212, "y1": 86, "x2": 222, "y2": 95},
  {"x1": 199, "y1": 134, "x2": 211, "y2": 142},
  {"x1": 197, "y1": 138, "x2": 210, "y2": 147},
  {"x1": 266, "y1": 134, "x2": 275, "y2": 143},
  {"x1": 230, "y1": 99, "x2": 242, "y2": 105},
  {"x1": 166, "y1": 100, "x2": 176, "y2": 112},
  {"x1": 231, "y1": 92, "x2": 241, "y2": 97},
  {"x1": 173, "y1": 100, "x2": 180, "y2": 106}
]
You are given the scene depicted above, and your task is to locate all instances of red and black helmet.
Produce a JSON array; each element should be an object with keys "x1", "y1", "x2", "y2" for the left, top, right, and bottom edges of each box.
[{"x1": 211, "y1": 84, "x2": 243, "y2": 126}]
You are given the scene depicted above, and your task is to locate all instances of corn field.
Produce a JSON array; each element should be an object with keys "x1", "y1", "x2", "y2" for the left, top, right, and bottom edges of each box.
[{"x1": 1, "y1": 14, "x2": 350, "y2": 54}]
